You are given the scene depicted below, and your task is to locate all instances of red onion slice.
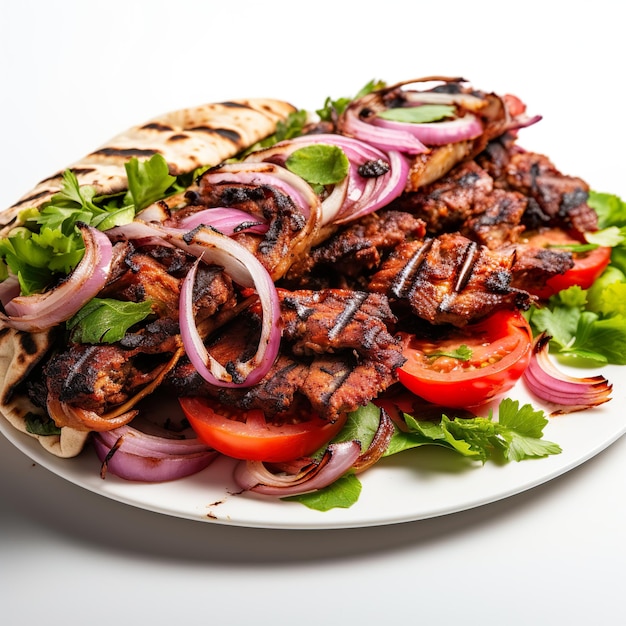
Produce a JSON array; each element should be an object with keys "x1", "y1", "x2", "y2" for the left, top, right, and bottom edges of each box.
[
  {"x1": 201, "y1": 161, "x2": 319, "y2": 219},
  {"x1": 246, "y1": 134, "x2": 409, "y2": 226},
  {"x1": 371, "y1": 112, "x2": 484, "y2": 146},
  {"x1": 233, "y1": 441, "x2": 361, "y2": 496},
  {"x1": 523, "y1": 334, "x2": 613, "y2": 412},
  {"x1": 177, "y1": 207, "x2": 269, "y2": 235},
  {"x1": 1, "y1": 224, "x2": 112, "y2": 331},
  {"x1": 107, "y1": 220, "x2": 283, "y2": 388},
  {"x1": 175, "y1": 228, "x2": 282, "y2": 388},
  {"x1": 93, "y1": 425, "x2": 218, "y2": 482},
  {"x1": 339, "y1": 103, "x2": 429, "y2": 155}
]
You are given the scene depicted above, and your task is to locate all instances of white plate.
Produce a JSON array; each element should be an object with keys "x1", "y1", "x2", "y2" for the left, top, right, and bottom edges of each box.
[{"x1": 1, "y1": 360, "x2": 624, "y2": 529}]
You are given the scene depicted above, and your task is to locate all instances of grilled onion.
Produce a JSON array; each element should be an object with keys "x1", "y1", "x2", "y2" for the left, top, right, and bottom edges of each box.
[
  {"x1": 522, "y1": 333, "x2": 613, "y2": 412},
  {"x1": 245, "y1": 134, "x2": 409, "y2": 225},
  {"x1": 233, "y1": 440, "x2": 361, "y2": 496},
  {"x1": 93, "y1": 423, "x2": 218, "y2": 482},
  {"x1": 1, "y1": 223, "x2": 112, "y2": 331}
]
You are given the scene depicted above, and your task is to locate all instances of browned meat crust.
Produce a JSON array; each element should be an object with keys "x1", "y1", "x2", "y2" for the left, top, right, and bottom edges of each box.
[
  {"x1": 281, "y1": 210, "x2": 426, "y2": 289},
  {"x1": 367, "y1": 234, "x2": 533, "y2": 326},
  {"x1": 167, "y1": 289, "x2": 405, "y2": 421}
]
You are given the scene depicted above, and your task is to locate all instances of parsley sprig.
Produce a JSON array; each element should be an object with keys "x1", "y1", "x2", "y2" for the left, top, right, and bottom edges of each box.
[
  {"x1": 527, "y1": 190, "x2": 626, "y2": 365},
  {"x1": 287, "y1": 399, "x2": 561, "y2": 511},
  {"x1": 0, "y1": 154, "x2": 176, "y2": 295}
]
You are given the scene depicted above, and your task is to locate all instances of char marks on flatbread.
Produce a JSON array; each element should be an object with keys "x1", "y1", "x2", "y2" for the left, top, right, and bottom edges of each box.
[
  {"x1": 0, "y1": 97, "x2": 296, "y2": 455},
  {"x1": 2, "y1": 98, "x2": 296, "y2": 228}
]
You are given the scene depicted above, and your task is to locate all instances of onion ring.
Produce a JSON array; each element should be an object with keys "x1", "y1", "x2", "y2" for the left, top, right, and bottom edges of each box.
[{"x1": 1, "y1": 223, "x2": 113, "y2": 331}]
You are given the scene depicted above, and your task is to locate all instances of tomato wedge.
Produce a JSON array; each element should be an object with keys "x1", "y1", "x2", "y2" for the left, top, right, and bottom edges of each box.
[
  {"x1": 179, "y1": 398, "x2": 348, "y2": 462},
  {"x1": 524, "y1": 228, "x2": 611, "y2": 298},
  {"x1": 396, "y1": 309, "x2": 533, "y2": 408}
]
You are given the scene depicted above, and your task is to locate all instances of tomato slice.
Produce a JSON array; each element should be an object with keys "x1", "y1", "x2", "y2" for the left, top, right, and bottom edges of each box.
[
  {"x1": 524, "y1": 228, "x2": 611, "y2": 298},
  {"x1": 179, "y1": 398, "x2": 348, "y2": 462},
  {"x1": 396, "y1": 309, "x2": 533, "y2": 408}
]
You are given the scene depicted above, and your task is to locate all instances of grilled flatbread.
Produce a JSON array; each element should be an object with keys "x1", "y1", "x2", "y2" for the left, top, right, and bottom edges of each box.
[{"x1": 0, "y1": 97, "x2": 296, "y2": 456}]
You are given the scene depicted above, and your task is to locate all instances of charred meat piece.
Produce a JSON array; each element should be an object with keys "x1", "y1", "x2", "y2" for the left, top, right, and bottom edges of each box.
[
  {"x1": 44, "y1": 343, "x2": 175, "y2": 413},
  {"x1": 279, "y1": 289, "x2": 400, "y2": 361},
  {"x1": 392, "y1": 160, "x2": 527, "y2": 249},
  {"x1": 282, "y1": 210, "x2": 426, "y2": 289},
  {"x1": 189, "y1": 176, "x2": 311, "y2": 279},
  {"x1": 299, "y1": 352, "x2": 403, "y2": 420},
  {"x1": 506, "y1": 242, "x2": 574, "y2": 294},
  {"x1": 167, "y1": 288, "x2": 405, "y2": 422},
  {"x1": 504, "y1": 151, "x2": 598, "y2": 234},
  {"x1": 368, "y1": 234, "x2": 533, "y2": 326},
  {"x1": 43, "y1": 247, "x2": 236, "y2": 415},
  {"x1": 461, "y1": 189, "x2": 527, "y2": 249}
]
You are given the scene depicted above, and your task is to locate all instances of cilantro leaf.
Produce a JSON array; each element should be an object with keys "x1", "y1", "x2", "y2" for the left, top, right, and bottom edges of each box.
[
  {"x1": 378, "y1": 104, "x2": 456, "y2": 124},
  {"x1": 427, "y1": 344, "x2": 472, "y2": 361},
  {"x1": 123, "y1": 154, "x2": 176, "y2": 212},
  {"x1": 25, "y1": 413, "x2": 62, "y2": 436},
  {"x1": 316, "y1": 79, "x2": 386, "y2": 121},
  {"x1": 66, "y1": 298, "x2": 154, "y2": 344},
  {"x1": 397, "y1": 398, "x2": 560, "y2": 463},
  {"x1": 285, "y1": 144, "x2": 349, "y2": 186},
  {"x1": 283, "y1": 474, "x2": 362, "y2": 511}
]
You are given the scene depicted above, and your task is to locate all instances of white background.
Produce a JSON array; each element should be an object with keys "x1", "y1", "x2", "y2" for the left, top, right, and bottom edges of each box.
[{"x1": 1, "y1": 1, "x2": 625, "y2": 624}]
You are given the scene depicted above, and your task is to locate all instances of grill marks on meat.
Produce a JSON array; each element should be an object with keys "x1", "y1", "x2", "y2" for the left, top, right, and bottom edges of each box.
[
  {"x1": 368, "y1": 234, "x2": 532, "y2": 326},
  {"x1": 188, "y1": 177, "x2": 310, "y2": 278},
  {"x1": 504, "y1": 151, "x2": 598, "y2": 234},
  {"x1": 281, "y1": 210, "x2": 426, "y2": 289},
  {"x1": 476, "y1": 136, "x2": 598, "y2": 235},
  {"x1": 167, "y1": 289, "x2": 405, "y2": 422},
  {"x1": 393, "y1": 160, "x2": 527, "y2": 249},
  {"x1": 44, "y1": 246, "x2": 236, "y2": 414}
]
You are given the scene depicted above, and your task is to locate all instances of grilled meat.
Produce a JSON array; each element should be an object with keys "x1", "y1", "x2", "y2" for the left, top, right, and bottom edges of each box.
[
  {"x1": 392, "y1": 160, "x2": 528, "y2": 248},
  {"x1": 167, "y1": 288, "x2": 405, "y2": 421},
  {"x1": 187, "y1": 173, "x2": 314, "y2": 279},
  {"x1": 504, "y1": 151, "x2": 598, "y2": 235},
  {"x1": 476, "y1": 137, "x2": 599, "y2": 235},
  {"x1": 368, "y1": 233, "x2": 533, "y2": 326},
  {"x1": 43, "y1": 246, "x2": 236, "y2": 414},
  {"x1": 281, "y1": 210, "x2": 426, "y2": 289}
]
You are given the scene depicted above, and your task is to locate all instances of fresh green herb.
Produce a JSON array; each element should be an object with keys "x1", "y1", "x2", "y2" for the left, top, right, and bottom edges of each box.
[
  {"x1": 66, "y1": 298, "x2": 154, "y2": 344},
  {"x1": 0, "y1": 154, "x2": 179, "y2": 296},
  {"x1": 285, "y1": 144, "x2": 349, "y2": 186},
  {"x1": 283, "y1": 474, "x2": 362, "y2": 511},
  {"x1": 426, "y1": 344, "x2": 472, "y2": 361},
  {"x1": 390, "y1": 398, "x2": 560, "y2": 463},
  {"x1": 526, "y1": 190, "x2": 626, "y2": 365},
  {"x1": 528, "y1": 288, "x2": 626, "y2": 365},
  {"x1": 316, "y1": 79, "x2": 386, "y2": 122},
  {"x1": 377, "y1": 104, "x2": 456, "y2": 124},
  {"x1": 25, "y1": 413, "x2": 62, "y2": 436},
  {"x1": 287, "y1": 399, "x2": 560, "y2": 511},
  {"x1": 123, "y1": 154, "x2": 176, "y2": 213}
]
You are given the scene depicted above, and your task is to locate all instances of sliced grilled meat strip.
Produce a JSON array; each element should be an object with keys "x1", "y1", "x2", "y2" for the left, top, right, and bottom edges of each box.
[
  {"x1": 43, "y1": 246, "x2": 236, "y2": 416},
  {"x1": 167, "y1": 288, "x2": 405, "y2": 422},
  {"x1": 503, "y1": 151, "x2": 598, "y2": 235},
  {"x1": 187, "y1": 174, "x2": 314, "y2": 279},
  {"x1": 368, "y1": 233, "x2": 533, "y2": 326},
  {"x1": 391, "y1": 160, "x2": 528, "y2": 249},
  {"x1": 279, "y1": 289, "x2": 400, "y2": 360},
  {"x1": 282, "y1": 210, "x2": 426, "y2": 289}
]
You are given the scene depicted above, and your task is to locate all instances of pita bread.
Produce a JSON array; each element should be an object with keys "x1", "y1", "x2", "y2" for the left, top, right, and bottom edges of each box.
[
  {"x1": 1, "y1": 98, "x2": 296, "y2": 233},
  {"x1": 0, "y1": 97, "x2": 296, "y2": 456}
]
